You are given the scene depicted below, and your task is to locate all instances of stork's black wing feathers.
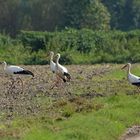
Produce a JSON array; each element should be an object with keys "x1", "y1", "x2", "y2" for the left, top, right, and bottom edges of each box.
[
  {"x1": 132, "y1": 82, "x2": 140, "y2": 86},
  {"x1": 64, "y1": 72, "x2": 71, "y2": 81},
  {"x1": 14, "y1": 70, "x2": 34, "y2": 77},
  {"x1": 62, "y1": 78, "x2": 67, "y2": 83}
]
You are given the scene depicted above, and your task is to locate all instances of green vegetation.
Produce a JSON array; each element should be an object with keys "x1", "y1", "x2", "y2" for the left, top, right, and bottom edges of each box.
[
  {"x1": 0, "y1": 1, "x2": 139, "y2": 65},
  {"x1": 0, "y1": 29, "x2": 140, "y2": 64},
  {"x1": 0, "y1": 0, "x2": 140, "y2": 35},
  {"x1": 22, "y1": 95, "x2": 140, "y2": 140}
]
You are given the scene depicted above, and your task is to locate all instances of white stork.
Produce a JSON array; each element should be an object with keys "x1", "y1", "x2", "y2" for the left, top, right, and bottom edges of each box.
[
  {"x1": 0, "y1": 61, "x2": 34, "y2": 92},
  {"x1": 55, "y1": 53, "x2": 71, "y2": 83},
  {"x1": 49, "y1": 51, "x2": 56, "y2": 73},
  {"x1": 122, "y1": 63, "x2": 140, "y2": 90},
  {"x1": 49, "y1": 51, "x2": 58, "y2": 89}
]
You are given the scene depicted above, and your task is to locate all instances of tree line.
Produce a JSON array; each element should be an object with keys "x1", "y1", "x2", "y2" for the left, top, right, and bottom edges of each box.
[{"x1": 0, "y1": 0, "x2": 140, "y2": 36}]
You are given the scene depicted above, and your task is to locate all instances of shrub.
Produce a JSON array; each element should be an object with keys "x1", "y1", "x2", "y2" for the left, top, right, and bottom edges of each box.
[{"x1": 1, "y1": 29, "x2": 140, "y2": 64}]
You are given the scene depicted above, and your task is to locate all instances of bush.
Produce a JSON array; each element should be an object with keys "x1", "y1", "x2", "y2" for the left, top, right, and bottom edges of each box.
[
  {"x1": 18, "y1": 31, "x2": 46, "y2": 51},
  {"x1": 1, "y1": 29, "x2": 140, "y2": 64}
]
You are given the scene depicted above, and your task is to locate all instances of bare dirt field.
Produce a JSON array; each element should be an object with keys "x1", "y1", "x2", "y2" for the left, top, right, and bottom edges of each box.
[{"x1": 0, "y1": 64, "x2": 112, "y2": 119}]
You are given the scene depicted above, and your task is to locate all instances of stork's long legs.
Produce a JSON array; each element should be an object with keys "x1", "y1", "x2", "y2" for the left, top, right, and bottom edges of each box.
[
  {"x1": 50, "y1": 75, "x2": 62, "y2": 89},
  {"x1": 8, "y1": 78, "x2": 15, "y2": 93},
  {"x1": 137, "y1": 87, "x2": 140, "y2": 93},
  {"x1": 50, "y1": 75, "x2": 59, "y2": 89}
]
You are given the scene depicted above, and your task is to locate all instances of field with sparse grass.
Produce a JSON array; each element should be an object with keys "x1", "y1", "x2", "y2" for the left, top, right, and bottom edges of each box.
[{"x1": 0, "y1": 64, "x2": 140, "y2": 140}]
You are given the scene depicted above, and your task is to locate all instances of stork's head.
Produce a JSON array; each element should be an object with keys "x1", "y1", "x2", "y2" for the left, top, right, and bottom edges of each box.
[
  {"x1": 49, "y1": 51, "x2": 55, "y2": 61},
  {"x1": 49, "y1": 51, "x2": 54, "y2": 56},
  {"x1": 0, "y1": 61, "x2": 6, "y2": 65},
  {"x1": 121, "y1": 63, "x2": 131, "y2": 70},
  {"x1": 56, "y1": 53, "x2": 61, "y2": 58}
]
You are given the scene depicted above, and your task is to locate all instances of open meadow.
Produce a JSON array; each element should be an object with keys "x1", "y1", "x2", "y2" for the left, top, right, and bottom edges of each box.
[{"x1": 0, "y1": 64, "x2": 140, "y2": 140}]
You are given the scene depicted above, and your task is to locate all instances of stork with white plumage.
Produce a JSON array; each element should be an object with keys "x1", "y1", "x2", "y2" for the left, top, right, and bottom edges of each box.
[
  {"x1": 49, "y1": 52, "x2": 71, "y2": 89},
  {"x1": 49, "y1": 51, "x2": 59, "y2": 89},
  {"x1": 0, "y1": 61, "x2": 34, "y2": 92},
  {"x1": 55, "y1": 53, "x2": 71, "y2": 83},
  {"x1": 49, "y1": 51, "x2": 56, "y2": 73},
  {"x1": 122, "y1": 63, "x2": 140, "y2": 90}
]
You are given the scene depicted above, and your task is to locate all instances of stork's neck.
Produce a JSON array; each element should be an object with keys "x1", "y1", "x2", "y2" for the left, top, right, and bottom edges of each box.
[
  {"x1": 3, "y1": 62, "x2": 7, "y2": 70},
  {"x1": 50, "y1": 54, "x2": 53, "y2": 62},
  {"x1": 56, "y1": 56, "x2": 60, "y2": 65},
  {"x1": 127, "y1": 64, "x2": 131, "y2": 76}
]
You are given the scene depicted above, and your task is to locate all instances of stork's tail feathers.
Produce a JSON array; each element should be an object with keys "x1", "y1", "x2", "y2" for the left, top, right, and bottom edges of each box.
[
  {"x1": 24, "y1": 70, "x2": 34, "y2": 77},
  {"x1": 62, "y1": 78, "x2": 67, "y2": 83},
  {"x1": 64, "y1": 72, "x2": 71, "y2": 81},
  {"x1": 14, "y1": 70, "x2": 34, "y2": 77}
]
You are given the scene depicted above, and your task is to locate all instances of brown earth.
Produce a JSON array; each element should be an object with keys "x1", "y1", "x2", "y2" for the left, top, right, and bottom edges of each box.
[
  {"x1": 0, "y1": 64, "x2": 113, "y2": 120},
  {"x1": 121, "y1": 126, "x2": 140, "y2": 140}
]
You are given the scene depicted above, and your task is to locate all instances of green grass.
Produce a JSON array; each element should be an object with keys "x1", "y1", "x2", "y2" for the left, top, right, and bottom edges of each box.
[{"x1": 22, "y1": 95, "x2": 140, "y2": 140}]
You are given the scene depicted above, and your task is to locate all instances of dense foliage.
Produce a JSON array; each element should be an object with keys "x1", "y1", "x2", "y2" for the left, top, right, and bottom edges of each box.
[
  {"x1": 0, "y1": 29, "x2": 140, "y2": 65},
  {"x1": 0, "y1": 0, "x2": 140, "y2": 35}
]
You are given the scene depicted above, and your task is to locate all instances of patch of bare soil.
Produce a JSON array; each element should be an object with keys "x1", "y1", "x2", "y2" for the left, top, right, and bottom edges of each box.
[
  {"x1": 121, "y1": 126, "x2": 140, "y2": 140},
  {"x1": 0, "y1": 65, "x2": 112, "y2": 119},
  {"x1": 0, "y1": 129, "x2": 21, "y2": 139}
]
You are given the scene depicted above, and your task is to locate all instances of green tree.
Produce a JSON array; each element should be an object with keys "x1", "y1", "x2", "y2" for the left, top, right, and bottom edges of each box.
[
  {"x1": 29, "y1": 0, "x2": 65, "y2": 31},
  {"x1": 62, "y1": 0, "x2": 89, "y2": 28},
  {"x1": 81, "y1": 0, "x2": 110, "y2": 30},
  {"x1": 63, "y1": 0, "x2": 110, "y2": 30},
  {"x1": 0, "y1": 0, "x2": 20, "y2": 36},
  {"x1": 18, "y1": 0, "x2": 32, "y2": 30},
  {"x1": 101, "y1": 0, "x2": 126, "y2": 30},
  {"x1": 102, "y1": 0, "x2": 140, "y2": 30},
  {"x1": 131, "y1": 0, "x2": 140, "y2": 29}
]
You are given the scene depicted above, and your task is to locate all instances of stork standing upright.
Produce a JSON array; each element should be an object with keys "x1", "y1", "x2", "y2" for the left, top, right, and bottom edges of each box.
[
  {"x1": 122, "y1": 63, "x2": 140, "y2": 90},
  {"x1": 49, "y1": 51, "x2": 58, "y2": 89},
  {"x1": 55, "y1": 53, "x2": 71, "y2": 83},
  {"x1": 49, "y1": 51, "x2": 56, "y2": 73},
  {"x1": 0, "y1": 61, "x2": 34, "y2": 92}
]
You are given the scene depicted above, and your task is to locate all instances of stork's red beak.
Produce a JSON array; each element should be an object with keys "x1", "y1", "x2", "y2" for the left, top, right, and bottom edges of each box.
[{"x1": 121, "y1": 64, "x2": 127, "y2": 70}]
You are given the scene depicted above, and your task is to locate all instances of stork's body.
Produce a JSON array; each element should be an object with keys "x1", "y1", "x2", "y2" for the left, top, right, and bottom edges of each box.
[
  {"x1": 50, "y1": 51, "x2": 56, "y2": 73},
  {"x1": 4, "y1": 65, "x2": 34, "y2": 77},
  {"x1": 1, "y1": 61, "x2": 34, "y2": 92},
  {"x1": 49, "y1": 51, "x2": 59, "y2": 89},
  {"x1": 128, "y1": 72, "x2": 140, "y2": 86},
  {"x1": 55, "y1": 53, "x2": 71, "y2": 83},
  {"x1": 122, "y1": 63, "x2": 140, "y2": 86}
]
